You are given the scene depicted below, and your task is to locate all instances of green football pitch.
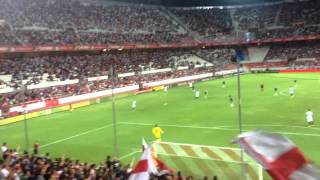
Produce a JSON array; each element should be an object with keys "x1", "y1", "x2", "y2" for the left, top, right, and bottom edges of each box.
[{"x1": 1, "y1": 73, "x2": 320, "y2": 179}]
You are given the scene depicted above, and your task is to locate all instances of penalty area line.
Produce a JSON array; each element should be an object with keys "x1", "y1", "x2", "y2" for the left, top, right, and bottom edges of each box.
[
  {"x1": 119, "y1": 121, "x2": 232, "y2": 131},
  {"x1": 39, "y1": 123, "x2": 114, "y2": 149},
  {"x1": 120, "y1": 122, "x2": 320, "y2": 137},
  {"x1": 217, "y1": 124, "x2": 320, "y2": 131},
  {"x1": 119, "y1": 151, "x2": 140, "y2": 160}
]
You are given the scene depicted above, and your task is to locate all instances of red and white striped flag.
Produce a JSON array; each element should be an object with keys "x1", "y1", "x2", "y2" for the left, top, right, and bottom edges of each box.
[
  {"x1": 129, "y1": 145, "x2": 158, "y2": 180},
  {"x1": 234, "y1": 130, "x2": 320, "y2": 180},
  {"x1": 142, "y1": 138, "x2": 174, "y2": 175}
]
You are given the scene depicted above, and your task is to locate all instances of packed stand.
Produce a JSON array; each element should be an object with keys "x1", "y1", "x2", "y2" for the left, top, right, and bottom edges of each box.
[
  {"x1": 232, "y1": 0, "x2": 320, "y2": 40},
  {"x1": 277, "y1": 0, "x2": 320, "y2": 27},
  {"x1": 0, "y1": 142, "x2": 218, "y2": 180},
  {"x1": 0, "y1": 142, "x2": 170, "y2": 180},
  {"x1": 0, "y1": 0, "x2": 186, "y2": 45},
  {"x1": 0, "y1": 66, "x2": 216, "y2": 116},
  {"x1": 1, "y1": 0, "x2": 320, "y2": 45},
  {"x1": 254, "y1": 28, "x2": 296, "y2": 40},
  {"x1": 233, "y1": 5, "x2": 279, "y2": 30},
  {"x1": 170, "y1": 8, "x2": 232, "y2": 38},
  {"x1": 0, "y1": 48, "x2": 233, "y2": 87},
  {"x1": 0, "y1": 47, "x2": 238, "y2": 110},
  {"x1": 0, "y1": 49, "x2": 195, "y2": 85},
  {"x1": 264, "y1": 42, "x2": 320, "y2": 61},
  {"x1": 15, "y1": 30, "x2": 188, "y2": 45},
  {"x1": 0, "y1": 26, "x2": 21, "y2": 45},
  {"x1": 8, "y1": 0, "x2": 177, "y2": 32},
  {"x1": 296, "y1": 26, "x2": 320, "y2": 36}
]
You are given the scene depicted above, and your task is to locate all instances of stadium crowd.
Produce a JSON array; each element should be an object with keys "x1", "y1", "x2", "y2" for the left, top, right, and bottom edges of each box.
[
  {"x1": 1, "y1": 0, "x2": 320, "y2": 179},
  {"x1": 0, "y1": 0, "x2": 188, "y2": 45},
  {"x1": 15, "y1": 30, "x2": 188, "y2": 45},
  {"x1": 0, "y1": 143, "x2": 217, "y2": 180},
  {"x1": 170, "y1": 8, "x2": 232, "y2": 38},
  {"x1": 233, "y1": 5, "x2": 279, "y2": 31},
  {"x1": 264, "y1": 42, "x2": 320, "y2": 61},
  {"x1": 0, "y1": 48, "x2": 232, "y2": 86},
  {"x1": 0, "y1": 67, "x2": 214, "y2": 111},
  {"x1": 236, "y1": 0, "x2": 320, "y2": 40},
  {"x1": 0, "y1": 47, "x2": 235, "y2": 114},
  {"x1": 0, "y1": 0, "x2": 319, "y2": 45}
]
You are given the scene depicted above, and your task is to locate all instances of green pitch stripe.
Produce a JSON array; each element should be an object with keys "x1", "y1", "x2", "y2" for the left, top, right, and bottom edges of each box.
[
  {"x1": 180, "y1": 145, "x2": 214, "y2": 176},
  {"x1": 245, "y1": 163, "x2": 260, "y2": 180},
  {"x1": 221, "y1": 148, "x2": 241, "y2": 161},
  {"x1": 158, "y1": 143, "x2": 254, "y2": 179},
  {"x1": 201, "y1": 147, "x2": 239, "y2": 179},
  {"x1": 159, "y1": 143, "x2": 194, "y2": 174}
]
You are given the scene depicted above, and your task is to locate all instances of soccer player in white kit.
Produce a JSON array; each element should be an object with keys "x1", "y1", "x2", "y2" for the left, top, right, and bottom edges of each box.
[
  {"x1": 306, "y1": 109, "x2": 314, "y2": 126},
  {"x1": 222, "y1": 81, "x2": 226, "y2": 88},
  {"x1": 132, "y1": 100, "x2": 137, "y2": 110},
  {"x1": 164, "y1": 86, "x2": 168, "y2": 92},
  {"x1": 288, "y1": 87, "x2": 295, "y2": 98},
  {"x1": 204, "y1": 89, "x2": 208, "y2": 99},
  {"x1": 163, "y1": 86, "x2": 168, "y2": 106},
  {"x1": 274, "y1": 87, "x2": 278, "y2": 96},
  {"x1": 195, "y1": 90, "x2": 200, "y2": 99}
]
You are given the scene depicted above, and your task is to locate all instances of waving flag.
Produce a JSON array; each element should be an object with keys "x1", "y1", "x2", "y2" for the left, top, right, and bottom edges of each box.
[
  {"x1": 129, "y1": 145, "x2": 158, "y2": 180},
  {"x1": 234, "y1": 130, "x2": 320, "y2": 180},
  {"x1": 139, "y1": 138, "x2": 174, "y2": 177}
]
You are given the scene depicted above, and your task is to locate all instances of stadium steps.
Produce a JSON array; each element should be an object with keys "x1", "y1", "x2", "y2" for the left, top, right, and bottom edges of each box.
[
  {"x1": 247, "y1": 46, "x2": 270, "y2": 62},
  {"x1": 160, "y1": 7, "x2": 202, "y2": 42},
  {"x1": 192, "y1": 53, "x2": 217, "y2": 66},
  {"x1": 274, "y1": 4, "x2": 283, "y2": 26},
  {"x1": 175, "y1": 55, "x2": 213, "y2": 67},
  {"x1": 229, "y1": 9, "x2": 239, "y2": 32}
]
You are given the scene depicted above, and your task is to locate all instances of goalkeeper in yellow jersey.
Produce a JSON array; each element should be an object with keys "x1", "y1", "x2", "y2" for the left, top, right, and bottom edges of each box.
[{"x1": 152, "y1": 124, "x2": 164, "y2": 142}]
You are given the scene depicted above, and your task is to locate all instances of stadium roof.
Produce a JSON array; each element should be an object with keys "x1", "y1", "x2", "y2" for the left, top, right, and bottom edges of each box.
[{"x1": 116, "y1": 0, "x2": 283, "y2": 7}]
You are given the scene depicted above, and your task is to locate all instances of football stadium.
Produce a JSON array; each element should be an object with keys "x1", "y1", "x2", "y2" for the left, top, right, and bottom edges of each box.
[{"x1": 1, "y1": 0, "x2": 320, "y2": 179}]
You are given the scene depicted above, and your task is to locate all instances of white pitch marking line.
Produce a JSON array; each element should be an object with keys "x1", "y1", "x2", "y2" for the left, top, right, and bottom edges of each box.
[
  {"x1": 279, "y1": 91, "x2": 289, "y2": 96},
  {"x1": 40, "y1": 123, "x2": 114, "y2": 149},
  {"x1": 217, "y1": 124, "x2": 320, "y2": 131},
  {"x1": 157, "y1": 141, "x2": 240, "y2": 151},
  {"x1": 119, "y1": 122, "x2": 233, "y2": 131},
  {"x1": 120, "y1": 122, "x2": 320, "y2": 137},
  {"x1": 157, "y1": 152, "x2": 256, "y2": 165},
  {"x1": 119, "y1": 151, "x2": 140, "y2": 160}
]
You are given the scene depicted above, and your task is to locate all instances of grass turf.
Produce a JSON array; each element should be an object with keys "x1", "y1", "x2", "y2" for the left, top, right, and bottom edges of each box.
[{"x1": 1, "y1": 73, "x2": 320, "y2": 179}]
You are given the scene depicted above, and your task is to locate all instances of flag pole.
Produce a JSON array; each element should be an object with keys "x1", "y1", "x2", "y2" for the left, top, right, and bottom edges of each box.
[{"x1": 236, "y1": 53, "x2": 246, "y2": 180}]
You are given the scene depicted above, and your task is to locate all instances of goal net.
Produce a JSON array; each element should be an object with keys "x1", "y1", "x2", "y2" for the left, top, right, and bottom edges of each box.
[{"x1": 154, "y1": 141, "x2": 263, "y2": 180}]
